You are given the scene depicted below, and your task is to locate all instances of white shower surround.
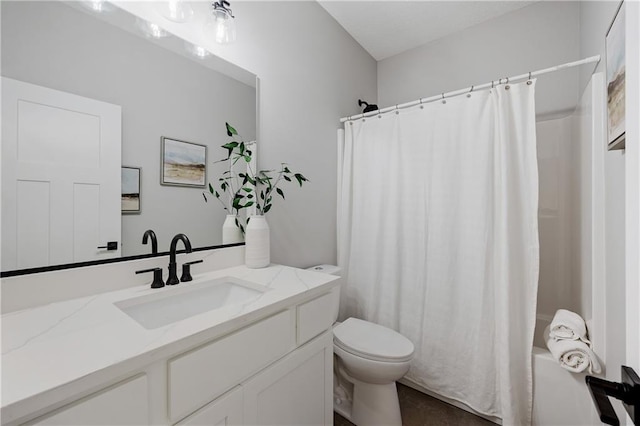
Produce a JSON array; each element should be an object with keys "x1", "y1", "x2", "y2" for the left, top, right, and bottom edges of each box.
[{"x1": 338, "y1": 80, "x2": 539, "y2": 425}]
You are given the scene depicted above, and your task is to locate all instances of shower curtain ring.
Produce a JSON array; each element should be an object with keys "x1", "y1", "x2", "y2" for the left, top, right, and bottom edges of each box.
[
  {"x1": 441, "y1": 93, "x2": 446, "y2": 104},
  {"x1": 395, "y1": 105, "x2": 399, "y2": 115},
  {"x1": 505, "y1": 77, "x2": 511, "y2": 90},
  {"x1": 467, "y1": 85, "x2": 474, "y2": 98},
  {"x1": 527, "y1": 71, "x2": 533, "y2": 85},
  {"x1": 491, "y1": 80, "x2": 495, "y2": 89},
  {"x1": 419, "y1": 98, "x2": 424, "y2": 109}
]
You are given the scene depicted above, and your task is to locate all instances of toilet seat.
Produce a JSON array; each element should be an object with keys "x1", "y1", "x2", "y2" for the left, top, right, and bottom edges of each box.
[{"x1": 333, "y1": 318, "x2": 414, "y2": 363}]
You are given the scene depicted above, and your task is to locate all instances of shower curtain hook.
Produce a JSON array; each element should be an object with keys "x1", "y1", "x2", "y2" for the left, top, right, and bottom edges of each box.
[
  {"x1": 467, "y1": 85, "x2": 474, "y2": 98},
  {"x1": 491, "y1": 80, "x2": 495, "y2": 89},
  {"x1": 527, "y1": 71, "x2": 533, "y2": 85},
  {"x1": 419, "y1": 98, "x2": 424, "y2": 109},
  {"x1": 441, "y1": 93, "x2": 446, "y2": 104},
  {"x1": 505, "y1": 77, "x2": 511, "y2": 90},
  {"x1": 395, "y1": 105, "x2": 399, "y2": 115}
]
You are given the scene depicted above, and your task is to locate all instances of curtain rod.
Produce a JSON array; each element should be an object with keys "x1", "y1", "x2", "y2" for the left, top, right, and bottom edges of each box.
[{"x1": 340, "y1": 55, "x2": 601, "y2": 123}]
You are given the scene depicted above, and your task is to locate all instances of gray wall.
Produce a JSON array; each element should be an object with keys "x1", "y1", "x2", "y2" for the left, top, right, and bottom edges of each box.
[
  {"x1": 1, "y1": 1, "x2": 256, "y2": 256},
  {"x1": 580, "y1": 2, "x2": 628, "y2": 421},
  {"x1": 203, "y1": 1, "x2": 378, "y2": 268},
  {"x1": 377, "y1": 1, "x2": 581, "y2": 119}
]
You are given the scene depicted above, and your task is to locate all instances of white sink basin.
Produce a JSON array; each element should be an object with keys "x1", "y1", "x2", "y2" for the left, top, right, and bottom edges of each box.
[{"x1": 115, "y1": 276, "x2": 267, "y2": 329}]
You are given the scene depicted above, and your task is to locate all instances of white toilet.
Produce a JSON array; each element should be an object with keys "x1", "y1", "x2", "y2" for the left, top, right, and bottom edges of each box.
[{"x1": 307, "y1": 265, "x2": 415, "y2": 426}]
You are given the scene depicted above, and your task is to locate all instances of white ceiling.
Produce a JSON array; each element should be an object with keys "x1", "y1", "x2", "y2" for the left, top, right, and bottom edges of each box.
[{"x1": 318, "y1": 1, "x2": 537, "y2": 61}]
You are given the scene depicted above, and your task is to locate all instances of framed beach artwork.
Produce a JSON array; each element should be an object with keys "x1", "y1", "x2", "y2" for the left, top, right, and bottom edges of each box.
[
  {"x1": 160, "y1": 137, "x2": 207, "y2": 188},
  {"x1": 122, "y1": 166, "x2": 141, "y2": 213},
  {"x1": 606, "y1": 0, "x2": 626, "y2": 150}
]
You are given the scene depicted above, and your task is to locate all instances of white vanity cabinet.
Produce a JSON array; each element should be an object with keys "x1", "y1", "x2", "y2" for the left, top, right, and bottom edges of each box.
[
  {"x1": 243, "y1": 331, "x2": 333, "y2": 425},
  {"x1": 9, "y1": 283, "x2": 340, "y2": 426},
  {"x1": 177, "y1": 387, "x2": 243, "y2": 426},
  {"x1": 168, "y1": 310, "x2": 296, "y2": 423},
  {"x1": 29, "y1": 375, "x2": 149, "y2": 425}
]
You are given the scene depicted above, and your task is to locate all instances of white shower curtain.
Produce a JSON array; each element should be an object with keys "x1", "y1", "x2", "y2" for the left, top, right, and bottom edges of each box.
[{"x1": 337, "y1": 80, "x2": 539, "y2": 425}]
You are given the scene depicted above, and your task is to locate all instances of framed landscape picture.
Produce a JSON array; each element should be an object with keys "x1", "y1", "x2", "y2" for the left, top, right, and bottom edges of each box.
[
  {"x1": 122, "y1": 166, "x2": 141, "y2": 213},
  {"x1": 606, "y1": 0, "x2": 626, "y2": 150},
  {"x1": 160, "y1": 137, "x2": 207, "y2": 187}
]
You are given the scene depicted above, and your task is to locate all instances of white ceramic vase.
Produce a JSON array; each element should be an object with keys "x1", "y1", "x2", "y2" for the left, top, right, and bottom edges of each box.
[
  {"x1": 245, "y1": 215, "x2": 270, "y2": 268},
  {"x1": 222, "y1": 214, "x2": 244, "y2": 245}
]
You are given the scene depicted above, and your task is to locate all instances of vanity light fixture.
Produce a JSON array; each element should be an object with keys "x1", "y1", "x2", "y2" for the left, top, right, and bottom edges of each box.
[
  {"x1": 135, "y1": 18, "x2": 169, "y2": 39},
  {"x1": 158, "y1": 0, "x2": 194, "y2": 23},
  {"x1": 203, "y1": 0, "x2": 236, "y2": 44}
]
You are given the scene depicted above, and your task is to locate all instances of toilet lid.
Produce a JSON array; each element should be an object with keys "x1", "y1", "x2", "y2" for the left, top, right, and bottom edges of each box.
[{"x1": 333, "y1": 318, "x2": 414, "y2": 362}]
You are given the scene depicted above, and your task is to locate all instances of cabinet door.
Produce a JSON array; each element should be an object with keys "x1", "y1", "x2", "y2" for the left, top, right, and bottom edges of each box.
[
  {"x1": 177, "y1": 386, "x2": 242, "y2": 426},
  {"x1": 168, "y1": 310, "x2": 294, "y2": 422},
  {"x1": 31, "y1": 375, "x2": 148, "y2": 425},
  {"x1": 242, "y1": 331, "x2": 333, "y2": 425}
]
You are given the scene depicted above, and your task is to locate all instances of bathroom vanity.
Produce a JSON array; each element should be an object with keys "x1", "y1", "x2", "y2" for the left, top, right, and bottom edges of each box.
[{"x1": 1, "y1": 264, "x2": 340, "y2": 425}]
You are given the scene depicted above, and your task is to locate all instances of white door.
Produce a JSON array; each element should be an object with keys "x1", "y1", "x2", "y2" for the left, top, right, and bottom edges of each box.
[{"x1": 1, "y1": 77, "x2": 121, "y2": 270}]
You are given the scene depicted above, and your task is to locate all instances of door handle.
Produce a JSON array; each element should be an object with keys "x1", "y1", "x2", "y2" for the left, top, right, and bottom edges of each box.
[
  {"x1": 97, "y1": 241, "x2": 118, "y2": 251},
  {"x1": 586, "y1": 366, "x2": 640, "y2": 425}
]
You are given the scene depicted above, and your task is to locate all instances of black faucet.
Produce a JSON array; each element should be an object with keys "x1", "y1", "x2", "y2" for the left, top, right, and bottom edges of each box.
[
  {"x1": 167, "y1": 233, "x2": 192, "y2": 285},
  {"x1": 142, "y1": 229, "x2": 158, "y2": 254}
]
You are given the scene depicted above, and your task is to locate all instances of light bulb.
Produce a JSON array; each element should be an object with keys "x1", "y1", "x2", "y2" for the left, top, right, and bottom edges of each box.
[
  {"x1": 157, "y1": 0, "x2": 194, "y2": 23},
  {"x1": 135, "y1": 18, "x2": 169, "y2": 39},
  {"x1": 184, "y1": 42, "x2": 211, "y2": 59},
  {"x1": 81, "y1": 0, "x2": 113, "y2": 13},
  {"x1": 203, "y1": 8, "x2": 236, "y2": 44}
]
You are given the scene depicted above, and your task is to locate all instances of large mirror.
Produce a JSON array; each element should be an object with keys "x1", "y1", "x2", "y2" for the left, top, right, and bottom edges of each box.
[{"x1": 1, "y1": 1, "x2": 257, "y2": 275}]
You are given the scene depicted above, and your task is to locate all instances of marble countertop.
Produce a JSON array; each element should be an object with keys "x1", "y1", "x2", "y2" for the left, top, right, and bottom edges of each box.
[{"x1": 1, "y1": 264, "x2": 339, "y2": 422}]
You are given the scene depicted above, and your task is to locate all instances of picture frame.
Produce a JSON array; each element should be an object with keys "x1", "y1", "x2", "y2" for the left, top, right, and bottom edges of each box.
[
  {"x1": 160, "y1": 137, "x2": 207, "y2": 188},
  {"x1": 605, "y1": 0, "x2": 626, "y2": 150},
  {"x1": 122, "y1": 166, "x2": 141, "y2": 213}
]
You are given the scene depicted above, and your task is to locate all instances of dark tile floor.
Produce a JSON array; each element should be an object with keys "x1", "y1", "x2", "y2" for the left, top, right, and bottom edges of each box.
[{"x1": 334, "y1": 383, "x2": 495, "y2": 426}]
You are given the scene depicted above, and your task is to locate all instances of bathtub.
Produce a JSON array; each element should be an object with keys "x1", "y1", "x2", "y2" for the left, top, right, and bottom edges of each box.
[
  {"x1": 532, "y1": 315, "x2": 598, "y2": 426},
  {"x1": 401, "y1": 315, "x2": 598, "y2": 425}
]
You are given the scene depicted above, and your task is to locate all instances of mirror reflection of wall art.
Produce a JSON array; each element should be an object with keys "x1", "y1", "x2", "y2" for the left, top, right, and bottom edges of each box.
[
  {"x1": 606, "y1": 0, "x2": 626, "y2": 150},
  {"x1": 122, "y1": 166, "x2": 141, "y2": 213},
  {"x1": 161, "y1": 137, "x2": 207, "y2": 187}
]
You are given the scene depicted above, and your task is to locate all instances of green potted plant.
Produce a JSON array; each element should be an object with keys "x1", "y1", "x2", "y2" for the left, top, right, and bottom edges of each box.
[
  {"x1": 204, "y1": 123, "x2": 308, "y2": 263},
  {"x1": 202, "y1": 123, "x2": 254, "y2": 244}
]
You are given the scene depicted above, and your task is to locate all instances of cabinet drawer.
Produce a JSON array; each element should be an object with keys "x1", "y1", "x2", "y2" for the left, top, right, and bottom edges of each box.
[
  {"x1": 32, "y1": 375, "x2": 148, "y2": 425},
  {"x1": 176, "y1": 386, "x2": 242, "y2": 426},
  {"x1": 168, "y1": 310, "x2": 294, "y2": 422},
  {"x1": 296, "y1": 290, "x2": 337, "y2": 345}
]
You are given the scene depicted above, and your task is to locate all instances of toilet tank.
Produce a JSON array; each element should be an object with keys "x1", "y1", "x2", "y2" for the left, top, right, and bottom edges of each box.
[{"x1": 307, "y1": 264, "x2": 342, "y2": 322}]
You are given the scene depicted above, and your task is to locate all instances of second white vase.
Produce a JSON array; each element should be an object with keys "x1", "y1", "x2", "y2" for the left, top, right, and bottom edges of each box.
[
  {"x1": 222, "y1": 214, "x2": 244, "y2": 245},
  {"x1": 245, "y1": 215, "x2": 270, "y2": 268}
]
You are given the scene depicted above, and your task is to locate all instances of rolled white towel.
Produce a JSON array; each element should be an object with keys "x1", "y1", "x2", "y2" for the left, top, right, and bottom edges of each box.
[
  {"x1": 545, "y1": 326, "x2": 601, "y2": 374},
  {"x1": 549, "y1": 309, "x2": 591, "y2": 345}
]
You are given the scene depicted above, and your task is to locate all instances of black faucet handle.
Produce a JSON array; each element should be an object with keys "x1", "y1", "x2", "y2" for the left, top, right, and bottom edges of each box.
[
  {"x1": 181, "y1": 260, "x2": 203, "y2": 282},
  {"x1": 135, "y1": 267, "x2": 165, "y2": 289}
]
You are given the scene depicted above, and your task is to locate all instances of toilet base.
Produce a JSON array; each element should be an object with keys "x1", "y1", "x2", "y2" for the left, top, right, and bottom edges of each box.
[
  {"x1": 335, "y1": 377, "x2": 402, "y2": 426},
  {"x1": 333, "y1": 396, "x2": 353, "y2": 422}
]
